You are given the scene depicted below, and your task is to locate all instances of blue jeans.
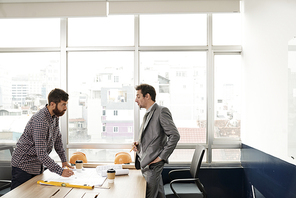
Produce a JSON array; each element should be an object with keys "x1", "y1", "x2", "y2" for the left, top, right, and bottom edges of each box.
[{"x1": 11, "y1": 167, "x2": 39, "y2": 190}]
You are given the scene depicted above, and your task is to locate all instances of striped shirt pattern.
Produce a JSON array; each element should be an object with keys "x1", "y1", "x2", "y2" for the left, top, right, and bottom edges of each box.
[{"x1": 11, "y1": 105, "x2": 67, "y2": 175}]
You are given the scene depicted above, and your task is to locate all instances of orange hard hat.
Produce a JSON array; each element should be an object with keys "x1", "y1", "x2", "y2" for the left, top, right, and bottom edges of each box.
[
  {"x1": 114, "y1": 152, "x2": 132, "y2": 164},
  {"x1": 70, "y1": 152, "x2": 87, "y2": 164}
]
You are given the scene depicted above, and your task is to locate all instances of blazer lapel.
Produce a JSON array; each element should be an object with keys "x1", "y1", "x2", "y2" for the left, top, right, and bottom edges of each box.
[
  {"x1": 141, "y1": 103, "x2": 158, "y2": 136},
  {"x1": 143, "y1": 109, "x2": 155, "y2": 131}
]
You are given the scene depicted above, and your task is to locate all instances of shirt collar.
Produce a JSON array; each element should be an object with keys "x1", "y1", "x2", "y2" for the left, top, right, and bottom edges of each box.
[
  {"x1": 146, "y1": 102, "x2": 156, "y2": 113},
  {"x1": 45, "y1": 104, "x2": 57, "y2": 120}
]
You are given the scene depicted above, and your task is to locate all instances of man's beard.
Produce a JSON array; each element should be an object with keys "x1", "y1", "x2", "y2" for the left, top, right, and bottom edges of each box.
[{"x1": 53, "y1": 106, "x2": 65, "y2": 117}]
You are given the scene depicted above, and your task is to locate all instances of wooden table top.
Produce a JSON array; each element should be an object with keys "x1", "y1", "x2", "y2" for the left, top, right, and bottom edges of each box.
[{"x1": 2, "y1": 169, "x2": 146, "y2": 198}]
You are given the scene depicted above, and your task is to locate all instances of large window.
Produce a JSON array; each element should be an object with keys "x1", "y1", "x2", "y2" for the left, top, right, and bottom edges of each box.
[
  {"x1": 139, "y1": 52, "x2": 207, "y2": 144},
  {"x1": 68, "y1": 16, "x2": 134, "y2": 46},
  {"x1": 212, "y1": 13, "x2": 242, "y2": 45},
  {"x1": 0, "y1": 52, "x2": 60, "y2": 143},
  {"x1": 0, "y1": 13, "x2": 242, "y2": 164},
  {"x1": 214, "y1": 55, "x2": 241, "y2": 139},
  {"x1": 140, "y1": 14, "x2": 207, "y2": 46},
  {"x1": 68, "y1": 52, "x2": 134, "y2": 143},
  {"x1": 0, "y1": 18, "x2": 60, "y2": 47}
]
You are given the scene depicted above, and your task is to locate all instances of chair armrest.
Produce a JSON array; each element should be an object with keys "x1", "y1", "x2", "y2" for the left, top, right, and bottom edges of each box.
[
  {"x1": 170, "y1": 177, "x2": 197, "y2": 184},
  {"x1": 168, "y1": 169, "x2": 190, "y2": 181},
  {"x1": 169, "y1": 178, "x2": 198, "y2": 198},
  {"x1": 0, "y1": 180, "x2": 11, "y2": 183}
]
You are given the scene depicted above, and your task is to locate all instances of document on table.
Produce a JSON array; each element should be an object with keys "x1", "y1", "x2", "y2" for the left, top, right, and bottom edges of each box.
[
  {"x1": 46, "y1": 168, "x2": 106, "y2": 187},
  {"x1": 96, "y1": 164, "x2": 129, "y2": 176}
]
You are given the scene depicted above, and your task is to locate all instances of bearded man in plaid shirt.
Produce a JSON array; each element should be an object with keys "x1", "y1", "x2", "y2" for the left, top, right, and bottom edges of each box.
[{"x1": 11, "y1": 88, "x2": 74, "y2": 190}]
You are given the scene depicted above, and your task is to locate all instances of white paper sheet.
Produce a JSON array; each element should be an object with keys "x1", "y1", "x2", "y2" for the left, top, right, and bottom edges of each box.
[
  {"x1": 95, "y1": 164, "x2": 123, "y2": 176},
  {"x1": 46, "y1": 168, "x2": 106, "y2": 187}
]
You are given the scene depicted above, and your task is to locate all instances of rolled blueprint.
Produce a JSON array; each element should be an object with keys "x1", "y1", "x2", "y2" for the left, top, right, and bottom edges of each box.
[{"x1": 101, "y1": 168, "x2": 129, "y2": 177}]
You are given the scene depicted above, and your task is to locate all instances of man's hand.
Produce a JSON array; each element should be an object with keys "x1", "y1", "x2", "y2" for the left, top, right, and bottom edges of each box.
[
  {"x1": 62, "y1": 168, "x2": 74, "y2": 177},
  {"x1": 149, "y1": 157, "x2": 162, "y2": 165},
  {"x1": 62, "y1": 162, "x2": 74, "y2": 169},
  {"x1": 61, "y1": 162, "x2": 74, "y2": 177},
  {"x1": 131, "y1": 141, "x2": 139, "y2": 152}
]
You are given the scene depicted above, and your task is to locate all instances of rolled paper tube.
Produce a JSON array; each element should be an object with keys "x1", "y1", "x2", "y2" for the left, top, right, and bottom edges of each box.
[{"x1": 101, "y1": 169, "x2": 129, "y2": 177}]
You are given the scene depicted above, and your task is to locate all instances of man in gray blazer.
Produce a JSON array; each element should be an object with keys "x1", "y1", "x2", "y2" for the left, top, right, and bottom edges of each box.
[{"x1": 132, "y1": 84, "x2": 180, "y2": 198}]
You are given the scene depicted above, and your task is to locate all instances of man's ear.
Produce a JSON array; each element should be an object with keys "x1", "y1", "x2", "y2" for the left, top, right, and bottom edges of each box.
[
  {"x1": 49, "y1": 102, "x2": 56, "y2": 108},
  {"x1": 145, "y1": 93, "x2": 150, "y2": 99}
]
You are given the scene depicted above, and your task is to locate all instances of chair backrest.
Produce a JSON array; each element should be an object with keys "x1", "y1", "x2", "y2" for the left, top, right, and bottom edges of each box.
[
  {"x1": 189, "y1": 144, "x2": 205, "y2": 178},
  {"x1": 0, "y1": 146, "x2": 13, "y2": 181}
]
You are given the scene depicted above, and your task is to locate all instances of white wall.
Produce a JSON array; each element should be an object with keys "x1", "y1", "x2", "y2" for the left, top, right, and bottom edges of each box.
[{"x1": 242, "y1": 0, "x2": 296, "y2": 164}]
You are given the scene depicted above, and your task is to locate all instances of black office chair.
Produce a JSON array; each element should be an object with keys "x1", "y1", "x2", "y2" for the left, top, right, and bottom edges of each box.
[
  {"x1": 0, "y1": 145, "x2": 14, "y2": 196},
  {"x1": 164, "y1": 144, "x2": 207, "y2": 198}
]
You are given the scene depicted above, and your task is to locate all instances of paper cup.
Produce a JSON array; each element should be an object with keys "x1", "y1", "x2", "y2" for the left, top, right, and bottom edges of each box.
[
  {"x1": 76, "y1": 160, "x2": 83, "y2": 171},
  {"x1": 107, "y1": 169, "x2": 116, "y2": 183}
]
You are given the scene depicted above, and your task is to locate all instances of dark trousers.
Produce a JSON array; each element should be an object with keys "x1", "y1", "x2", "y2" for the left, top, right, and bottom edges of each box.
[
  {"x1": 141, "y1": 161, "x2": 165, "y2": 198},
  {"x1": 11, "y1": 167, "x2": 39, "y2": 190}
]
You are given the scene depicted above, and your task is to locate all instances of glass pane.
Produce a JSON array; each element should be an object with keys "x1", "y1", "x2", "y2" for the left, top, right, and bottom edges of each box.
[
  {"x1": 0, "y1": 19, "x2": 60, "y2": 47},
  {"x1": 68, "y1": 16, "x2": 134, "y2": 46},
  {"x1": 140, "y1": 14, "x2": 207, "y2": 46},
  {"x1": 0, "y1": 53, "x2": 60, "y2": 143},
  {"x1": 213, "y1": 13, "x2": 242, "y2": 45},
  {"x1": 68, "y1": 52, "x2": 134, "y2": 143},
  {"x1": 140, "y1": 52, "x2": 207, "y2": 143},
  {"x1": 212, "y1": 149, "x2": 241, "y2": 162},
  {"x1": 214, "y1": 55, "x2": 241, "y2": 138},
  {"x1": 0, "y1": 148, "x2": 11, "y2": 162},
  {"x1": 169, "y1": 149, "x2": 207, "y2": 163},
  {"x1": 69, "y1": 149, "x2": 131, "y2": 163}
]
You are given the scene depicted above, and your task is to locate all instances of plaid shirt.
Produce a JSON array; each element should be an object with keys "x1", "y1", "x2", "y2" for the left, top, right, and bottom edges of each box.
[{"x1": 11, "y1": 105, "x2": 67, "y2": 175}]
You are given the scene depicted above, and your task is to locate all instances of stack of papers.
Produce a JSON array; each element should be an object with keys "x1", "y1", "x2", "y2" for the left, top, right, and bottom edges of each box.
[{"x1": 46, "y1": 168, "x2": 106, "y2": 187}]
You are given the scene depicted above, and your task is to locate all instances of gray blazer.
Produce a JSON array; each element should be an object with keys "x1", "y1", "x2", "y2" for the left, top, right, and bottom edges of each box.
[{"x1": 137, "y1": 103, "x2": 180, "y2": 168}]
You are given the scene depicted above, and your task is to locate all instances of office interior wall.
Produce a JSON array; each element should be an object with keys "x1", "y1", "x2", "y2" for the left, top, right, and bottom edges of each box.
[
  {"x1": 241, "y1": 144, "x2": 296, "y2": 198},
  {"x1": 242, "y1": 0, "x2": 296, "y2": 165}
]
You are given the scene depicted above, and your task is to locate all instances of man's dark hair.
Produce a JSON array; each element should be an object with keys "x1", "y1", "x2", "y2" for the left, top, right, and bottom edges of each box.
[
  {"x1": 135, "y1": 84, "x2": 156, "y2": 102},
  {"x1": 48, "y1": 88, "x2": 69, "y2": 104}
]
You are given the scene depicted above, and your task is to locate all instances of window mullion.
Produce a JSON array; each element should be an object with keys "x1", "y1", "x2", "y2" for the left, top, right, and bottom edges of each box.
[
  {"x1": 134, "y1": 15, "x2": 140, "y2": 142},
  {"x1": 60, "y1": 18, "x2": 68, "y2": 158},
  {"x1": 207, "y1": 13, "x2": 214, "y2": 164}
]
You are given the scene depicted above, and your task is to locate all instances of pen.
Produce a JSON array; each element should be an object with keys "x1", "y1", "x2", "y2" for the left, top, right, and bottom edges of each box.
[{"x1": 130, "y1": 143, "x2": 137, "y2": 152}]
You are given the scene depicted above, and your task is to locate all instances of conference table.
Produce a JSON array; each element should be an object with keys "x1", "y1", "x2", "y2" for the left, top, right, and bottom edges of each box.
[{"x1": 2, "y1": 167, "x2": 146, "y2": 198}]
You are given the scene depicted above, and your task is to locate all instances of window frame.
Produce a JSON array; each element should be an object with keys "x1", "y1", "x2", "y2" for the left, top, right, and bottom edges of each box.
[{"x1": 0, "y1": 14, "x2": 242, "y2": 164}]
